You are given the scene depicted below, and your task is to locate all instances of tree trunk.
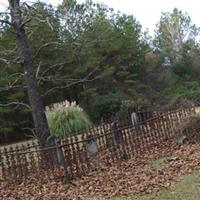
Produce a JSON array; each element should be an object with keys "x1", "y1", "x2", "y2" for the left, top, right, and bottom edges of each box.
[{"x1": 8, "y1": 0, "x2": 50, "y2": 146}]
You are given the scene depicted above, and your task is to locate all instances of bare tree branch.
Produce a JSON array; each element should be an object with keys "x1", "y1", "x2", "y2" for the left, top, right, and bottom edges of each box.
[
  {"x1": 0, "y1": 72, "x2": 24, "y2": 92},
  {"x1": 0, "y1": 56, "x2": 22, "y2": 65},
  {"x1": 22, "y1": 2, "x2": 33, "y2": 10},
  {"x1": 38, "y1": 62, "x2": 68, "y2": 78},
  {"x1": 38, "y1": 76, "x2": 82, "y2": 82},
  {"x1": 20, "y1": 17, "x2": 32, "y2": 28},
  {"x1": 0, "y1": 19, "x2": 13, "y2": 26},
  {"x1": 0, "y1": 85, "x2": 25, "y2": 92},
  {"x1": 35, "y1": 61, "x2": 41, "y2": 78},
  {"x1": 37, "y1": 62, "x2": 70, "y2": 84},
  {"x1": 0, "y1": 58, "x2": 10, "y2": 65},
  {"x1": 0, "y1": 12, "x2": 11, "y2": 15},
  {"x1": 21, "y1": 127, "x2": 38, "y2": 139},
  {"x1": 1, "y1": 47, "x2": 18, "y2": 57},
  {"x1": 32, "y1": 42, "x2": 61, "y2": 60},
  {"x1": 0, "y1": 102, "x2": 31, "y2": 109},
  {"x1": 43, "y1": 67, "x2": 99, "y2": 96}
]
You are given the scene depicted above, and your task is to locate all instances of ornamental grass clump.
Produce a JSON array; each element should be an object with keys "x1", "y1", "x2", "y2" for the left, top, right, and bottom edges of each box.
[{"x1": 45, "y1": 100, "x2": 92, "y2": 137}]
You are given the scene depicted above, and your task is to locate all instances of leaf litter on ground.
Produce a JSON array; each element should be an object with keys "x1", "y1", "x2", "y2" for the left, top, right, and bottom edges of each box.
[{"x1": 1, "y1": 140, "x2": 200, "y2": 200}]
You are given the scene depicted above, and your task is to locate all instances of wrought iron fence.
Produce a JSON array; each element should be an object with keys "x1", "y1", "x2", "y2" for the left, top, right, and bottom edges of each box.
[{"x1": 0, "y1": 107, "x2": 196, "y2": 182}]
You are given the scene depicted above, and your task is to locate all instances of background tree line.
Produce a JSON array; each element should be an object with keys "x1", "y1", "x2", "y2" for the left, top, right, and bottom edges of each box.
[{"x1": 0, "y1": 0, "x2": 200, "y2": 143}]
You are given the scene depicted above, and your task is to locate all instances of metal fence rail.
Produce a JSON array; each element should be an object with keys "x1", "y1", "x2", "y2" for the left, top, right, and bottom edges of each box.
[{"x1": 0, "y1": 107, "x2": 196, "y2": 182}]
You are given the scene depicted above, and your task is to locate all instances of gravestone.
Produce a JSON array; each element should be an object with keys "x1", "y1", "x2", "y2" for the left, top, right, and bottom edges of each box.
[
  {"x1": 162, "y1": 56, "x2": 171, "y2": 67},
  {"x1": 131, "y1": 111, "x2": 140, "y2": 133},
  {"x1": 84, "y1": 135, "x2": 98, "y2": 156}
]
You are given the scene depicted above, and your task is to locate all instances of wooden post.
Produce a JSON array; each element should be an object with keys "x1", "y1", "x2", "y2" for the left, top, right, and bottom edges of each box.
[{"x1": 22, "y1": 144, "x2": 30, "y2": 179}]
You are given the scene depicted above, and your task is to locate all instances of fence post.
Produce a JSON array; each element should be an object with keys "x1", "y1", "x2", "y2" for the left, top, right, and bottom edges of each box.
[
  {"x1": 9, "y1": 147, "x2": 17, "y2": 180},
  {"x1": 0, "y1": 148, "x2": 5, "y2": 181},
  {"x1": 21, "y1": 144, "x2": 29, "y2": 179},
  {"x1": 15, "y1": 145, "x2": 23, "y2": 180},
  {"x1": 56, "y1": 138, "x2": 69, "y2": 183}
]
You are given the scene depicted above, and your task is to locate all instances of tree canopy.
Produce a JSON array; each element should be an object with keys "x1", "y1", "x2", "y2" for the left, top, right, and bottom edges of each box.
[{"x1": 0, "y1": 2, "x2": 200, "y2": 143}]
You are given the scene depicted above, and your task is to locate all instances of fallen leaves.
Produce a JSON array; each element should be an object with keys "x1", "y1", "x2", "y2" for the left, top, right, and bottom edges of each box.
[{"x1": 1, "y1": 140, "x2": 200, "y2": 200}]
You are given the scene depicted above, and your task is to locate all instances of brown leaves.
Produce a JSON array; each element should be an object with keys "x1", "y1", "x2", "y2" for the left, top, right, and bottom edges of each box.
[{"x1": 1, "y1": 140, "x2": 200, "y2": 200}]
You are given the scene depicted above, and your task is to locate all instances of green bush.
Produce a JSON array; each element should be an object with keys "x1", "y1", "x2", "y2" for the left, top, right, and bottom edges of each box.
[
  {"x1": 116, "y1": 99, "x2": 137, "y2": 119},
  {"x1": 91, "y1": 92, "x2": 124, "y2": 122},
  {"x1": 45, "y1": 100, "x2": 92, "y2": 137},
  {"x1": 116, "y1": 98, "x2": 151, "y2": 121},
  {"x1": 172, "y1": 59, "x2": 191, "y2": 77},
  {"x1": 166, "y1": 80, "x2": 200, "y2": 108}
]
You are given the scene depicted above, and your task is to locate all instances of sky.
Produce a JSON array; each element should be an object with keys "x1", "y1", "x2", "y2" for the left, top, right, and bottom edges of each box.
[{"x1": 1, "y1": 0, "x2": 200, "y2": 36}]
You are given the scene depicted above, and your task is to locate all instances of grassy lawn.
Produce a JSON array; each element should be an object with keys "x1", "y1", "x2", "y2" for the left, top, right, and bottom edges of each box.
[
  {"x1": 86, "y1": 171, "x2": 200, "y2": 200},
  {"x1": 145, "y1": 156, "x2": 170, "y2": 169}
]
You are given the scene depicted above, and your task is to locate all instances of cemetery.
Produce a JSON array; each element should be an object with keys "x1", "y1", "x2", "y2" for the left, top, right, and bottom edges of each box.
[
  {"x1": 1, "y1": 0, "x2": 200, "y2": 199},
  {"x1": 1, "y1": 107, "x2": 200, "y2": 199}
]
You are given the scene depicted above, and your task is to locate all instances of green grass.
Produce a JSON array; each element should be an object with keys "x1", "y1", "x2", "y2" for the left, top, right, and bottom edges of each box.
[
  {"x1": 145, "y1": 157, "x2": 170, "y2": 170},
  {"x1": 86, "y1": 171, "x2": 200, "y2": 200}
]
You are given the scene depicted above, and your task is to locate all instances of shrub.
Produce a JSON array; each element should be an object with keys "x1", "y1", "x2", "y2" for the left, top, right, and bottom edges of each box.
[
  {"x1": 91, "y1": 92, "x2": 124, "y2": 122},
  {"x1": 172, "y1": 59, "x2": 191, "y2": 77},
  {"x1": 45, "y1": 100, "x2": 92, "y2": 137},
  {"x1": 116, "y1": 98, "x2": 151, "y2": 118},
  {"x1": 116, "y1": 100, "x2": 136, "y2": 119}
]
